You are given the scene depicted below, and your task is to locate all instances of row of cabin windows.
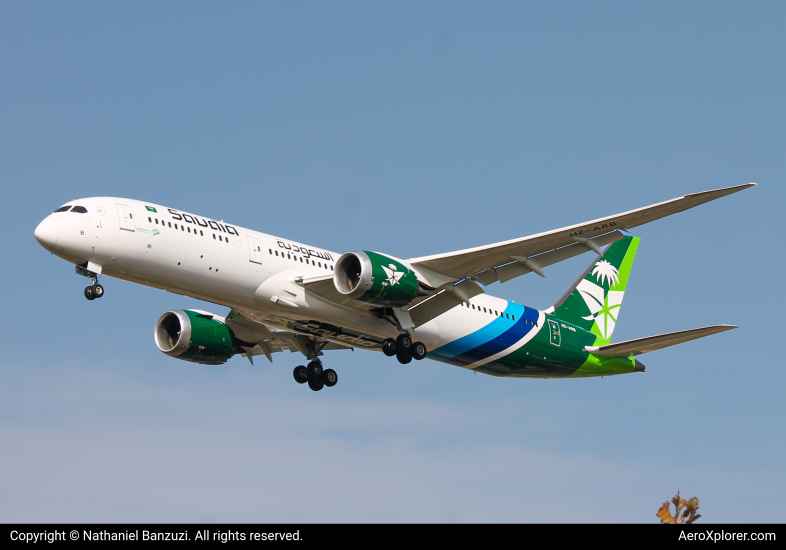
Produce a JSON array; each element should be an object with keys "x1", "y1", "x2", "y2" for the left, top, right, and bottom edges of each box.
[
  {"x1": 459, "y1": 301, "x2": 524, "y2": 322},
  {"x1": 148, "y1": 217, "x2": 234, "y2": 243},
  {"x1": 269, "y1": 249, "x2": 332, "y2": 270},
  {"x1": 54, "y1": 205, "x2": 87, "y2": 213}
]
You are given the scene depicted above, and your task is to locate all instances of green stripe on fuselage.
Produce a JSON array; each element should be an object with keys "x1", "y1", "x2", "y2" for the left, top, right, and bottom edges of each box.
[{"x1": 473, "y1": 313, "x2": 637, "y2": 378}]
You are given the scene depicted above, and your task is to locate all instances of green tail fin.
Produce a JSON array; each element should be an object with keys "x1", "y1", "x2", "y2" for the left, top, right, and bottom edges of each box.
[{"x1": 551, "y1": 236, "x2": 640, "y2": 343}]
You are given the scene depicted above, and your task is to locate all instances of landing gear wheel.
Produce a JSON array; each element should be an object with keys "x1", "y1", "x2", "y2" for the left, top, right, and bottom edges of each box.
[
  {"x1": 411, "y1": 341, "x2": 427, "y2": 360},
  {"x1": 84, "y1": 286, "x2": 95, "y2": 300},
  {"x1": 396, "y1": 350, "x2": 412, "y2": 364},
  {"x1": 307, "y1": 379, "x2": 324, "y2": 391},
  {"x1": 92, "y1": 284, "x2": 104, "y2": 298},
  {"x1": 382, "y1": 338, "x2": 397, "y2": 357},
  {"x1": 293, "y1": 366, "x2": 308, "y2": 384},
  {"x1": 306, "y1": 361, "x2": 323, "y2": 379},
  {"x1": 396, "y1": 334, "x2": 412, "y2": 352},
  {"x1": 322, "y1": 369, "x2": 338, "y2": 387}
]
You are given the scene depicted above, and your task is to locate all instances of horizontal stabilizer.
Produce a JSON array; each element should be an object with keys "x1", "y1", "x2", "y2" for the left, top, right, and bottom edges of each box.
[{"x1": 585, "y1": 325, "x2": 736, "y2": 357}]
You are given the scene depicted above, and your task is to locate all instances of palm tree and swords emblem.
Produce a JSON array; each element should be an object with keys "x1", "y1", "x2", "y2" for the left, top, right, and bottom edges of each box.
[
  {"x1": 381, "y1": 264, "x2": 405, "y2": 286},
  {"x1": 576, "y1": 260, "x2": 624, "y2": 341}
]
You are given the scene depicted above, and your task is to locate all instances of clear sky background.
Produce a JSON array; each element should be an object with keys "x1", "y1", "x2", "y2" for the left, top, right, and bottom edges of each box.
[{"x1": 1, "y1": 2, "x2": 784, "y2": 522}]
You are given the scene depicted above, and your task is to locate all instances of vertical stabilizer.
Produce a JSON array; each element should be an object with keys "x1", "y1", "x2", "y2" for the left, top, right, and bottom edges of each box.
[{"x1": 551, "y1": 236, "x2": 640, "y2": 343}]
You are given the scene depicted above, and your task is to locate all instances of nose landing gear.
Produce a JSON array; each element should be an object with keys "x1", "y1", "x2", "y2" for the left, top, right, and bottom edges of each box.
[
  {"x1": 77, "y1": 263, "x2": 105, "y2": 301},
  {"x1": 84, "y1": 283, "x2": 104, "y2": 300}
]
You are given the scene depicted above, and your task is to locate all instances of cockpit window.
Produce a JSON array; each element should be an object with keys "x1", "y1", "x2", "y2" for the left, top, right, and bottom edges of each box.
[
  {"x1": 53, "y1": 206, "x2": 71, "y2": 212},
  {"x1": 70, "y1": 206, "x2": 88, "y2": 213}
]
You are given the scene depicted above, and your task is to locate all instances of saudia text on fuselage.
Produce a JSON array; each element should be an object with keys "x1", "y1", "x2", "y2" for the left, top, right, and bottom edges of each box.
[
  {"x1": 167, "y1": 208, "x2": 240, "y2": 236},
  {"x1": 275, "y1": 239, "x2": 334, "y2": 261},
  {"x1": 166, "y1": 208, "x2": 334, "y2": 262}
]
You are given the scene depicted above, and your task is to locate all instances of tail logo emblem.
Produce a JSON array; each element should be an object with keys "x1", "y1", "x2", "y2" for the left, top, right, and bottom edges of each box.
[
  {"x1": 576, "y1": 259, "x2": 625, "y2": 341},
  {"x1": 591, "y1": 260, "x2": 619, "y2": 287}
]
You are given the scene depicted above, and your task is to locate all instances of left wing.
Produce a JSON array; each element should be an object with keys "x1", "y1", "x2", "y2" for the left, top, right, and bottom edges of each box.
[{"x1": 225, "y1": 309, "x2": 354, "y2": 363}]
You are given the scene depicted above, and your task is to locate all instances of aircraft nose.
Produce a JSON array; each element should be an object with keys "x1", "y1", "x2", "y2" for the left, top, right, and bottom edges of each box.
[{"x1": 34, "y1": 215, "x2": 59, "y2": 250}]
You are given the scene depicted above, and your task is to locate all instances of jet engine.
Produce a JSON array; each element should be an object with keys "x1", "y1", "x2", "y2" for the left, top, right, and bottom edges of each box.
[
  {"x1": 333, "y1": 251, "x2": 422, "y2": 307},
  {"x1": 154, "y1": 309, "x2": 237, "y2": 365}
]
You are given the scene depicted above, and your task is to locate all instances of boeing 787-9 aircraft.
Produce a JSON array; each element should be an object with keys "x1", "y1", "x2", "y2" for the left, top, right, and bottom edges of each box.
[{"x1": 34, "y1": 183, "x2": 754, "y2": 391}]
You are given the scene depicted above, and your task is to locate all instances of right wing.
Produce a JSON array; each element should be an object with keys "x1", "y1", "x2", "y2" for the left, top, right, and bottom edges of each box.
[{"x1": 407, "y1": 183, "x2": 755, "y2": 288}]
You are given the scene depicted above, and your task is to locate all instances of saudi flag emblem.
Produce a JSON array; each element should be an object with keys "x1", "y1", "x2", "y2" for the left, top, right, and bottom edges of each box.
[{"x1": 145, "y1": 206, "x2": 157, "y2": 213}]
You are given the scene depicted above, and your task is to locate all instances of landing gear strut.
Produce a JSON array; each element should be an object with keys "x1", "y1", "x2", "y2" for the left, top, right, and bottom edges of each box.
[{"x1": 293, "y1": 360, "x2": 338, "y2": 391}]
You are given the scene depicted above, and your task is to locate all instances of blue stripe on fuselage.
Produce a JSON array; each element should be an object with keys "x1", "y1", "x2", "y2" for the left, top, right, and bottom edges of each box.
[
  {"x1": 430, "y1": 302, "x2": 539, "y2": 365},
  {"x1": 450, "y1": 306, "x2": 540, "y2": 365}
]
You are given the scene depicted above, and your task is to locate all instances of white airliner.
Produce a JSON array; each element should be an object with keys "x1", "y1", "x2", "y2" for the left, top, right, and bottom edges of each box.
[{"x1": 34, "y1": 184, "x2": 753, "y2": 390}]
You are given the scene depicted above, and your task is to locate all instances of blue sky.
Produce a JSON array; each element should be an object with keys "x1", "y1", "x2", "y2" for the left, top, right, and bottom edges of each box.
[{"x1": 2, "y1": 2, "x2": 784, "y2": 522}]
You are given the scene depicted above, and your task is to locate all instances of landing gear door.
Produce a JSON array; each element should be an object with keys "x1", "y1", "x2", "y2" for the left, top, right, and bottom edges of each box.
[
  {"x1": 116, "y1": 204, "x2": 135, "y2": 232},
  {"x1": 247, "y1": 236, "x2": 262, "y2": 264}
]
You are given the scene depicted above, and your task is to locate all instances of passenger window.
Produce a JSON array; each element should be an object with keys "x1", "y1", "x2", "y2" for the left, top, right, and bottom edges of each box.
[
  {"x1": 70, "y1": 206, "x2": 87, "y2": 213},
  {"x1": 318, "y1": 262, "x2": 322, "y2": 268},
  {"x1": 219, "y1": 235, "x2": 222, "y2": 241},
  {"x1": 155, "y1": 219, "x2": 159, "y2": 224},
  {"x1": 300, "y1": 257, "x2": 303, "y2": 262},
  {"x1": 54, "y1": 206, "x2": 71, "y2": 212},
  {"x1": 269, "y1": 249, "x2": 272, "y2": 254},
  {"x1": 148, "y1": 217, "x2": 152, "y2": 222},
  {"x1": 187, "y1": 227, "x2": 191, "y2": 233},
  {"x1": 505, "y1": 314, "x2": 510, "y2": 319},
  {"x1": 275, "y1": 251, "x2": 279, "y2": 256},
  {"x1": 200, "y1": 230, "x2": 203, "y2": 236},
  {"x1": 168, "y1": 222, "x2": 171, "y2": 228},
  {"x1": 512, "y1": 315, "x2": 516, "y2": 321}
]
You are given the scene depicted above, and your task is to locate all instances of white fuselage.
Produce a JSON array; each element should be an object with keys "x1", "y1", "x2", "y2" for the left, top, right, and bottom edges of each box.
[{"x1": 36, "y1": 198, "x2": 533, "y2": 366}]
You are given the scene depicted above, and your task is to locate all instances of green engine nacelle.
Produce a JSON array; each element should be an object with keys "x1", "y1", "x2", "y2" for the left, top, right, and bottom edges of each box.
[
  {"x1": 333, "y1": 250, "x2": 420, "y2": 307},
  {"x1": 154, "y1": 309, "x2": 236, "y2": 365}
]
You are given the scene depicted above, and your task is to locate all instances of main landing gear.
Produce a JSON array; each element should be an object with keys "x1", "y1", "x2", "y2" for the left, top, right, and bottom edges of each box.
[
  {"x1": 382, "y1": 334, "x2": 427, "y2": 364},
  {"x1": 293, "y1": 361, "x2": 338, "y2": 392}
]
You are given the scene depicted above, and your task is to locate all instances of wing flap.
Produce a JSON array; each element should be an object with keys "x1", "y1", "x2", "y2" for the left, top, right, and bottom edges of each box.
[
  {"x1": 297, "y1": 274, "x2": 378, "y2": 311},
  {"x1": 406, "y1": 278, "x2": 484, "y2": 327},
  {"x1": 585, "y1": 325, "x2": 737, "y2": 357},
  {"x1": 493, "y1": 230, "x2": 624, "y2": 283}
]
